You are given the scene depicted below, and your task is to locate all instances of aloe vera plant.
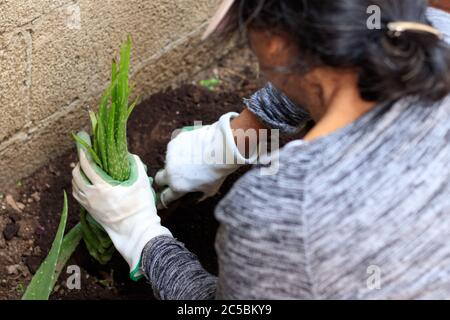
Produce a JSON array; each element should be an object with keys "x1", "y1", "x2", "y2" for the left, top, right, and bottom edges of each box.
[
  {"x1": 73, "y1": 36, "x2": 138, "y2": 264},
  {"x1": 22, "y1": 37, "x2": 138, "y2": 299},
  {"x1": 22, "y1": 192, "x2": 73, "y2": 300}
]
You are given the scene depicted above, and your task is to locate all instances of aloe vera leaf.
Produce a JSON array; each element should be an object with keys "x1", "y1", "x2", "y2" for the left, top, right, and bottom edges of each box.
[
  {"x1": 122, "y1": 38, "x2": 131, "y2": 112},
  {"x1": 85, "y1": 213, "x2": 113, "y2": 249},
  {"x1": 98, "y1": 78, "x2": 117, "y2": 113},
  {"x1": 52, "y1": 222, "x2": 83, "y2": 288},
  {"x1": 89, "y1": 111, "x2": 98, "y2": 132},
  {"x1": 96, "y1": 112, "x2": 108, "y2": 171},
  {"x1": 80, "y1": 209, "x2": 105, "y2": 260},
  {"x1": 116, "y1": 99, "x2": 130, "y2": 179},
  {"x1": 111, "y1": 59, "x2": 118, "y2": 107},
  {"x1": 116, "y1": 39, "x2": 130, "y2": 140},
  {"x1": 111, "y1": 60, "x2": 121, "y2": 137},
  {"x1": 115, "y1": 39, "x2": 132, "y2": 180},
  {"x1": 80, "y1": 226, "x2": 103, "y2": 263},
  {"x1": 119, "y1": 37, "x2": 131, "y2": 99},
  {"x1": 104, "y1": 103, "x2": 112, "y2": 173},
  {"x1": 91, "y1": 244, "x2": 115, "y2": 266},
  {"x1": 116, "y1": 70, "x2": 129, "y2": 145},
  {"x1": 93, "y1": 120, "x2": 100, "y2": 166},
  {"x1": 98, "y1": 82, "x2": 114, "y2": 135},
  {"x1": 106, "y1": 102, "x2": 121, "y2": 179},
  {"x1": 82, "y1": 238, "x2": 102, "y2": 262},
  {"x1": 99, "y1": 245, "x2": 116, "y2": 264},
  {"x1": 22, "y1": 192, "x2": 69, "y2": 300},
  {"x1": 89, "y1": 111, "x2": 99, "y2": 155},
  {"x1": 72, "y1": 133, "x2": 102, "y2": 167},
  {"x1": 80, "y1": 209, "x2": 107, "y2": 255},
  {"x1": 127, "y1": 96, "x2": 139, "y2": 120}
]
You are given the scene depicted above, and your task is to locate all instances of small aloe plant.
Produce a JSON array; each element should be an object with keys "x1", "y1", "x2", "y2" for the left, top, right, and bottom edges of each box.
[
  {"x1": 73, "y1": 36, "x2": 138, "y2": 264},
  {"x1": 22, "y1": 192, "x2": 83, "y2": 300}
]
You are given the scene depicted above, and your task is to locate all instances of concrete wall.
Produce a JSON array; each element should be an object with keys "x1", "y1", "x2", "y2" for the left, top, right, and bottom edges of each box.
[{"x1": 0, "y1": 0, "x2": 234, "y2": 190}]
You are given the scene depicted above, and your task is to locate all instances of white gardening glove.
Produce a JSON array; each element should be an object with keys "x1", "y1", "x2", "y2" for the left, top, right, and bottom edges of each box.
[
  {"x1": 72, "y1": 148, "x2": 172, "y2": 281},
  {"x1": 155, "y1": 112, "x2": 258, "y2": 208}
]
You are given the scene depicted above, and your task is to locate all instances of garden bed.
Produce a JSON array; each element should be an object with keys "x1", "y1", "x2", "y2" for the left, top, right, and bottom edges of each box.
[{"x1": 0, "y1": 49, "x2": 265, "y2": 300}]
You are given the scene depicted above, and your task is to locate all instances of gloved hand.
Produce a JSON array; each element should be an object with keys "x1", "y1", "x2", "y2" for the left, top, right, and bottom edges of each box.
[
  {"x1": 72, "y1": 144, "x2": 172, "y2": 281},
  {"x1": 155, "y1": 112, "x2": 258, "y2": 208}
]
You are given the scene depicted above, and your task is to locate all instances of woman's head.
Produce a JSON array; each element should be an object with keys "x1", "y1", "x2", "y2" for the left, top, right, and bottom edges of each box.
[{"x1": 223, "y1": 0, "x2": 450, "y2": 110}]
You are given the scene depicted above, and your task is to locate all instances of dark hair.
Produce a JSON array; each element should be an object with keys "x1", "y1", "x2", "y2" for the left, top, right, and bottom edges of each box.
[{"x1": 225, "y1": 0, "x2": 450, "y2": 103}]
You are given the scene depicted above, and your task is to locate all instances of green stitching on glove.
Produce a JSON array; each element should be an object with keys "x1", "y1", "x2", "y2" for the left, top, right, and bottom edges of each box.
[{"x1": 181, "y1": 125, "x2": 202, "y2": 132}]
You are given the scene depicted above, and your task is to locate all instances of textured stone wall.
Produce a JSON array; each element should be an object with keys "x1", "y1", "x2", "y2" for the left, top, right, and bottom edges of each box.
[{"x1": 0, "y1": 0, "x2": 233, "y2": 190}]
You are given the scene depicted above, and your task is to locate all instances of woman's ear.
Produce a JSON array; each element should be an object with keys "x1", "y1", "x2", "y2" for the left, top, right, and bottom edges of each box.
[{"x1": 248, "y1": 28, "x2": 298, "y2": 68}]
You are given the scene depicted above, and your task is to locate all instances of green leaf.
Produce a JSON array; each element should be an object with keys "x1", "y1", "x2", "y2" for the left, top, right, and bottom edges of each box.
[
  {"x1": 72, "y1": 133, "x2": 102, "y2": 167},
  {"x1": 52, "y1": 223, "x2": 83, "y2": 288},
  {"x1": 111, "y1": 59, "x2": 119, "y2": 107},
  {"x1": 113, "y1": 38, "x2": 133, "y2": 182},
  {"x1": 96, "y1": 113, "x2": 108, "y2": 171},
  {"x1": 89, "y1": 111, "x2": 99, "y2": 155},
  {"x1": 127, "y1": 96, "x2": 139, "y2": 120},
  {"x1": 80, "y1": 209, "x2": 115, "y2": 264},
  {"x1": 22, "y1": 192, "x2": 69, "y2": 300},
  {"x1": 119, "y1": 37, "x2": 131, "y2": 96},
  {"x1": 89, "y1": 111, "x2": 98, "y2": 132},
  {"x1": 199, "y1": 78, "x2": 221, "y2": 91},
  {"x1": 106, "y1": 102, "x2": 119, "y2": 178},
  {"x1": 80, "y1": 209, "x2": 105, "y2": 254},
  {"x1": 85, "y1": 213, "x2": 113, "y2": 249}
]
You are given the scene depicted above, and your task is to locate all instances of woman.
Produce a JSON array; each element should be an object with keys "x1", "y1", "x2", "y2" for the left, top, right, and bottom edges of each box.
[{"x1": 72, "y1": 0, "x2": 450, "y2": 299}]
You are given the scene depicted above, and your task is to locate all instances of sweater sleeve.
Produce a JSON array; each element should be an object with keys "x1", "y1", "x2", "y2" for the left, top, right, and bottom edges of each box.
[
  {"x1": 244, "y1": 82, "x2": 311, "y2": 134},
  {"x1": 141, "y1": 236, "x2": 217, "y2": 300}
]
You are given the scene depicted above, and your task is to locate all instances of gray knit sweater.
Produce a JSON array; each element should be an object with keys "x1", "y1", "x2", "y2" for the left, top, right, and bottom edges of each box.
[{"x1": 142, "y1": 8, "x2": 450, "y2": 300}]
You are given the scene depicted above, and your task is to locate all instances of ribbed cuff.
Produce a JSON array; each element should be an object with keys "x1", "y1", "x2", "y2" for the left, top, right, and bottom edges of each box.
[{"x1": 244, "y1": 83, "x2": 311, "y2": 134}]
